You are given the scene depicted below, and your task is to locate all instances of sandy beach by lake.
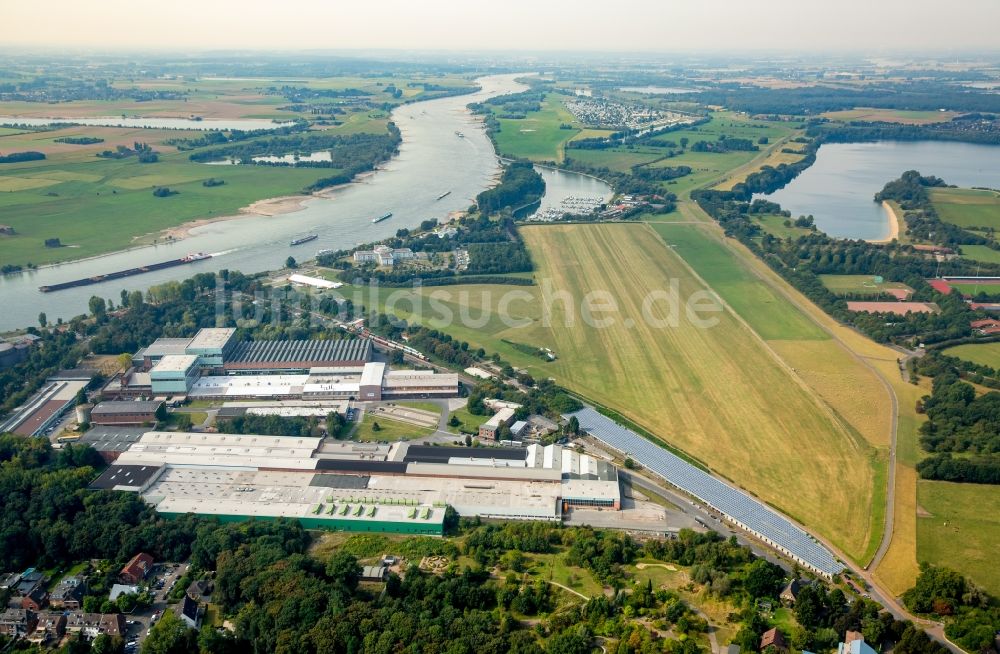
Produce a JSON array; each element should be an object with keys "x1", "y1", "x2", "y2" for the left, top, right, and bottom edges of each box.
[{"x1": 867, "y1": 201, "x2": 901, "y2": 244}]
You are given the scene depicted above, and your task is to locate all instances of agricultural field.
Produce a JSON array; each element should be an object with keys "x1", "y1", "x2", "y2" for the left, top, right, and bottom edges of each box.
[
  {"x1": 563, "y1": 147, "x2": 664, "y2": 173},
  {"x1": 930, "y1": 187, "x2": 1000, "y2": 230},
  {"x1": 956, "y1": 244, "x2": 1000, "y2": 264},
  {"x1": 942, "y1": 342, "x2": 1000, "y2": 369},
  {"x1": 917, "y1": 481, "x2": 1000, "y2": 596},
  {"x1": 821, "y1": 108, "x2": 961, "y2": 125},
  {"x1": 368, "y1": 223, "x2": 882, "y2": 561},
  {"x1": 494, "y1": 94, "x2": 581, "y2": 162},
  {"x1": 819, "y1": 274, "x2": 913, "y2": 297}
]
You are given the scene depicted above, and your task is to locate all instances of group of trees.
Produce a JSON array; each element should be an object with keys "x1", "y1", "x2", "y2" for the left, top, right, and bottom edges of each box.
[
  {"x1": 908, "y1": 355, "x2": 1000, "y2": 484},
  {"x1": 902, "y1": 564, "x2": 1000, "y2": 653},
  {"x1": 875, "y1": 171, "x2": 990, "y2": 247},
  {"x1": 96, "y1": 141, "x2": 158, "y2": 163},
  {"x1": 0, "y1": 150, "x2": 45, "y2": 163},
  {"x1": 217, "y1": 413, "x2": 320, "y2": 437},
  {"x1": 476, "y1": 160, "x2": 546, "y2": 215}
]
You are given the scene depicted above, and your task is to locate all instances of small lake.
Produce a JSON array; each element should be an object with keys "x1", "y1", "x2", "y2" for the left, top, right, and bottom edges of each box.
[
  {"x1": 0, "y1": 116, "x2": 294, "y2": 131},
  {"x1": 619, "y1": 86, "x2": 698, "y2": 95},
  {"x1": 760, "y1": 141, "x2": 1000, "y2": 240}
]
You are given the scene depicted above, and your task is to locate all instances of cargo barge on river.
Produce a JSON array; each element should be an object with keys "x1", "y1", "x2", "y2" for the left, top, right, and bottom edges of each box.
[{"x1": 38, "y1": 253, "x2": 212, "y2": 293}]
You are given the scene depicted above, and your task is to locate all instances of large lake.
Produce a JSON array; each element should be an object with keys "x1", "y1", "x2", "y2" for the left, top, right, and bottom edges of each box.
[
  {"x1": 0, "y1": 74, "x2": 612, "y2": 331},
  {"x1": 761, "y1": 141, "x2": 1000, "y2": 240},
  {"x1": 0, "y1": 116, "x2": 294, "y2": 131}
]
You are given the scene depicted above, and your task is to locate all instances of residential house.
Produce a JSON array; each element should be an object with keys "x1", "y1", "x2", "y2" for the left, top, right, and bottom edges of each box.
[
  {"x1": 27, "y1": 612, "x2": 66, "y2": 644},
  {"x1": 780, "y1": 578, "x2": 808, "y2": 605},
  {"x1": 837, "y1": 632, "x2": 877, "y2": 654},
  {"x1": 21, "y1": 587, "x2": 47, "y2": 612},
  {"x1": 50, "y1": 575, "x2": 87, "y2": 609},
  {"x1": 119, "y1": 552, "x2": 154, "y2": 584},
  {"x1": 760, "y1": 627, "x2": 787, "y2": 652},
  {"x1": 179, "y1": 594, "x2": 202, "y2": 629},
  {"x1": 64, "y1": 612, "x2": 126, "y2": 639},
  {"x1": 14, "y1": 568, "x2": 45, "y2": 596},
  {"x1": 186, "y1": 579, "x2": 214, "y2": 603},
  {"x1": 0, "y1": 608, "x2": 36, "y2": 638}
]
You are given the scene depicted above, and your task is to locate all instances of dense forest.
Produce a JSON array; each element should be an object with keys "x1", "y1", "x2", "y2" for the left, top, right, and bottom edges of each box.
[{"x1": 902, "y1": 564, "x2": 1000, "y2": 653}]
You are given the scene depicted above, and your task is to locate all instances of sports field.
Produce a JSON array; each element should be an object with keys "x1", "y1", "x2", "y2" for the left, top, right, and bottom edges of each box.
[
  {"x1": 950, "y1": 282, "x2": 1000, "y2": 295},
  {"x1": 494, "y1": 94, "x2": 580, "y2": 162},
  {"x1": 942, "y1": 342, "x2": 1000, "y2": 369},
  {"x1": 820, "y1": 275, "x2": 913, "y2": 297},
  {"x1": 917, "y1": 481, "x2": 1000, "y2": 596},
  {"x1": 930, "y1": 187, "x2": 1000, "y2": 230}
]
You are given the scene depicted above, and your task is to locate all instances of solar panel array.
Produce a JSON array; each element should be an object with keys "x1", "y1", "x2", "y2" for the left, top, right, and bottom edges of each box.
[
  {"x1": 568, "y1": 407, "x2": 842, "y2": 576},
  {"x1": 228, "y1": 338, "x2": 371, "y2": 365}
]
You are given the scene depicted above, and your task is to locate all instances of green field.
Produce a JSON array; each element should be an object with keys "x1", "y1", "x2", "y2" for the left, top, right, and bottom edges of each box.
[
  {"x1": 0, "y1": 153, "x2": 333, "y2": 266},
  {"x1": 942, "y1": 342, "x2": 1000, "y2": 369},
  {"x1": 957, "y1": 244, "x2": 1000, "y2": 264},
  {"x1": 754, "y1": 214, "x2": 817, "y2": 240},
  {"x1": 446, "y1": 406, "x2": 490, "y2": 435},
  {"x1": 822, "y1": 108, "x2": 960, "y2": 125},
  {"x1": 819, "y1": 274, "x2": 914, "y2": 297},
  {"x1": 930, "y1": 187, "x2": 1000, "y2": 230},
  {"x1": 494, "y1": 94, "x2": 581, "y2": 162},
  {"x1": 950, "y1": 282, "x2": 1000, "y2": 295},
  {"x1": 917, "y1": 481, "x2": 1000, "y2": 596},
  {"x1": 350, "y1": 414, "x2": 436, "y2": 442},
  {"x1": 651, "y1": 223, "x2": 827, "y2": 340}
]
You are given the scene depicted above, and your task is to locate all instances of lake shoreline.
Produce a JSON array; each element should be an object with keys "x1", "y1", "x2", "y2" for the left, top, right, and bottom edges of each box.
[{"x1": 867, "y1": 201, "x2": 901, "y2": 244}]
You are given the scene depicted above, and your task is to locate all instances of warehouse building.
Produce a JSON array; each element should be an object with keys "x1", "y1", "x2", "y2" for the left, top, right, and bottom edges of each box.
[
  {"x1": 89, "y1": 433, "x2": 621, "y2": 533},
  {"x1": 77, "y1": 427, "x2": 147, "y2": 463},
  {"x1": 225, "y1": 339, "x2": 371, "y2": 373},
  {"x1": 479, "y1": 407, "x2": 516, "y2": 440},
  {"x1": 90, "y1": 400, "x2": 163, "y2": 426}
]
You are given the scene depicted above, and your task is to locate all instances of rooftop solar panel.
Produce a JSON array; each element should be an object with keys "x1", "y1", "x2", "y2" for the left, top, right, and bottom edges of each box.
[{"x1": 566, "y1": 408, "x2": 842, "y2": 576}]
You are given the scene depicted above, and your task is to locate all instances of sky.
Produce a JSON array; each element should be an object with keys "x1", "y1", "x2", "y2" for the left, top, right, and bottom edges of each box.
[{"x1": 3, "y1": 0, "x2": 1000, "y2": 53}]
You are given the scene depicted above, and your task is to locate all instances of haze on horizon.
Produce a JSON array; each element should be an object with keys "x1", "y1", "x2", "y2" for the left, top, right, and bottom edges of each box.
[{"x1": 3, "y1": 0, "x2": 1000, "y2": 54}]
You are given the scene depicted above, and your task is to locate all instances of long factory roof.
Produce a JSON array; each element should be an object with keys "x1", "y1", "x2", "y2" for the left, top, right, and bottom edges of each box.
[{"x1": 227, "y1": 338, "x2": 371, "y2": 364}]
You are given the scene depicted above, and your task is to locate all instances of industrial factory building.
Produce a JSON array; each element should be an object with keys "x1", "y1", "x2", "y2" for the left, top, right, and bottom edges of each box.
[
  {"x1": 90, "y1": 433, "x2": 622, "y2": 534},
  {"x1": 109, "y1": 329, "x2": 456, "y2": 400}
]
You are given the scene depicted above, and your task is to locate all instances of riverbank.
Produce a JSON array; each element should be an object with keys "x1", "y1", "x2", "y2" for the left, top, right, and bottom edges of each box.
[
  {"x1": 867, "y1": 201, "x2": 901, "y2": 244},
  {"x1": 146, "y1": 171, "x2": 378, "y2": 243}
]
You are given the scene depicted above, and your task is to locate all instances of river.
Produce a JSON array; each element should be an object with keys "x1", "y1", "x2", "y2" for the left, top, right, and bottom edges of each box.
[
  {"x1": 761, "y1": 141, "x2": 1000, "y2": 240},
  {"x1": 0, "y1": 74, "x2": 613, "y2": 331},
  {"x1": 0, "y1": 116, "x2": 294, "y2": 131}
]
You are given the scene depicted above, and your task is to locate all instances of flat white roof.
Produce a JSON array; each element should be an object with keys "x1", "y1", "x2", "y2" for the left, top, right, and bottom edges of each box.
[
  {"x1": 483, "y1": 407, "x2": 516, "y2": 429},
  {"x1": 360, "y1": 362, "x2": 386, "y2": 387},
  {"x1": 188, "y1": 328, "x2": 236, "y2": 351},
  {"x1": 188, "y1": 374, "x2": 308, "y2": 398},
  {"x1": 151, "y1": 354, "x2": 200, "y2": 374},
  {"x1": 288, "y1": 273, "x2": 343, "y2": 290}
]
